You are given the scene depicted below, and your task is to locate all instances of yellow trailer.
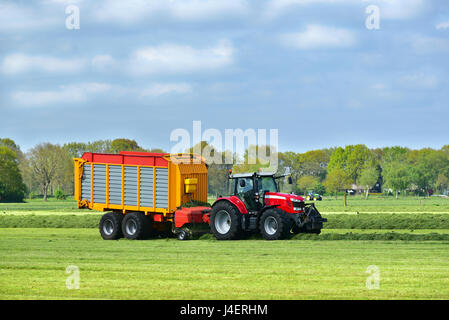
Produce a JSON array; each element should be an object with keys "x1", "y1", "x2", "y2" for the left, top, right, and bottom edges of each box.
[{"x1": 74, "y1": 151, "x2": 210, "y2": 240}]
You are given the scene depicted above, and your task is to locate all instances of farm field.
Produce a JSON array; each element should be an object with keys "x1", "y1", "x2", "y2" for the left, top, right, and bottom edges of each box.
[
  {"x1": 1, "y1": 228, "x2": 449, "y2": 300},
  {"x1": 1, "y1": 196, "x2": 449, "y2": 300}
]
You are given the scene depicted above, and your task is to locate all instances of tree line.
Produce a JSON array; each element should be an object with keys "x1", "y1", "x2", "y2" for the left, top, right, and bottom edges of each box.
[{"x1": 0, "y1": 137, "x2": 448, "y2": 202}]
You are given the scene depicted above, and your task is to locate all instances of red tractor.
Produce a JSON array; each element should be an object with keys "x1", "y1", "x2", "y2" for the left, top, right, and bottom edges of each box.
[{"x1": 209, "y1": 171, "x2": 327, "y2": 240}]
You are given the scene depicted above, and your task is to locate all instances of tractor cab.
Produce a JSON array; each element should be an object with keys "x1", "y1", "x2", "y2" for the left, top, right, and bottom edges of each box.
[{"x1": 229, "y1": 172, "x2": 281, "y2": 212}]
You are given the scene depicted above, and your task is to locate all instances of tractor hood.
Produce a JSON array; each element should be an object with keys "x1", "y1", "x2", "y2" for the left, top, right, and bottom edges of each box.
[{"x1": 264, "y1": 192, "x2": 304, "y2": 202}]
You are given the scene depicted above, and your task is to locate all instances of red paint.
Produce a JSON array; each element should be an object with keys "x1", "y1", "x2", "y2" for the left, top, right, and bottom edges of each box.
[
  {"x1": 212, "y1": 193, "x2": 304, "y2": 215},
  {"x1": 264, "y1": 192, "x2": 304, "y2": 214},
  {"x1": 174, "y1": 206, "x2": 211, "y2": 228},
  {"x1": 213, "y1": 196, "x2": 249, "y2": 214},
  {"x1": 153, "y1": 214, "x2": 164, "y2": 222},
  {"x1": 81, "y1": 152, "x2": 169, "y2": 167}
]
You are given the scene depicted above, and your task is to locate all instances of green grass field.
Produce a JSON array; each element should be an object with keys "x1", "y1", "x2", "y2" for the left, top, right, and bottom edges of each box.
[
  {"x1": 1, "y1": 196, "x2": 449, "y2": 299},
  {"x1": 1, "y1": 228, "x2": 449, "y2": 300}
]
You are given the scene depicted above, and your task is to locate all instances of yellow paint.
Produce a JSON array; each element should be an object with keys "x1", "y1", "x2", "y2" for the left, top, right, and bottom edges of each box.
[
  {"x1": 73, "y1": 154, "x2": 208, "y2": 216},
  {"x1": 184, "y1": 177, "x2": 198, "y2": 193}
]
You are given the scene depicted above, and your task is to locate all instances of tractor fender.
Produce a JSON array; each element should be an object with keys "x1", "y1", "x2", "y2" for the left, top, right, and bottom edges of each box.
[{"x1": 212, "y1": 196, "x2": 248, "y2": 214}]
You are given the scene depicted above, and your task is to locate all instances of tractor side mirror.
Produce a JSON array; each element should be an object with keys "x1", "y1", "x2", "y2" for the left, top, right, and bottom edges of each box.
[
  {"x1": 239, "y1": 179, "x2": 246, "y2": 188},
  {"x1": 288, "y1": 177, "x2": 293, "y2": 185}
]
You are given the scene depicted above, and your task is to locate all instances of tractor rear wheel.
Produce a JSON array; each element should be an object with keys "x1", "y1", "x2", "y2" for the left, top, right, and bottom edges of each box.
[
  {"x1": 122, "y1": 212, "x2": 152, "y2": 240},
  {"x1": 99, "y1": 212, "x2": 123, "y2": 240},
  {"x1": 210, "y1": 201, "x2": 243, "y2": 240},
  {"x1": 260, "y1": 209, "x2": 292, "y2": 240}
]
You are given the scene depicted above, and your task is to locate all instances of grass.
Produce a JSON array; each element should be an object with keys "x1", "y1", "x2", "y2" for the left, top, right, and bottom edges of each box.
[
  {"x1": 313, "y1": 195, "x2": 449, "y2": 214},
  {"x1": 1, "y1": 198, "x2": 449, "y2": 299},
  {"x1": 1, "y1": 228, "x2": 449, "y2": 300}
]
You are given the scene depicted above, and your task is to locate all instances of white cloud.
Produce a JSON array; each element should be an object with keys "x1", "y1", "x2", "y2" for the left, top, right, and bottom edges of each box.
[
  {"x1": 128, "y1": 40, "x2": 234, "y2": 75},
  {"x1": 141, "y1": 83, "x2": 192, "y2": 97},
  {"x1": 280, "y1": 25, "x2": 356, "y2": 49},
  {"x1": 11, "y1": 82, "x2": 111, "y2": 107},
  {"x1": 436, "y1": 21, "x2": 449, "y2": 30},
  {"x1": 92, "y1": 0, "x2": 248, "y2": 23},
  {"x1": 265, "y1": 0, "x2": 426, "y2": 20},
  {"x1": 1, "y1": 54, "x2": 86, "y2": 75}
]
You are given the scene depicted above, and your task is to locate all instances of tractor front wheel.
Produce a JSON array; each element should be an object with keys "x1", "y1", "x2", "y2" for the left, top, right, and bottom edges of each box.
[{"x1": 259, "y1": 209, "x2": 292, "y2": 240}]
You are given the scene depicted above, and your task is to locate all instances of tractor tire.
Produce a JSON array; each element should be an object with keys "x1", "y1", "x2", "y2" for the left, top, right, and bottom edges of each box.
[
  {"x1": 210, "y1": 201, "x2": 243, "y2": 240},
  {"x1": 122, "y1": 212, "x2": 152, "y2": 240},
  {"x1": 259, "y1": 209, "x2": 293, "y2": 240},
  {"x1": 99, "y1": 212, "x2": 124, "y2": 240}
]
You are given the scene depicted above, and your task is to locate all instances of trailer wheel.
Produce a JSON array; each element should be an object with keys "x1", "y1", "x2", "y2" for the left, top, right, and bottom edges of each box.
[
  {"x1": 210, "y1": 201, "x2": 242, "y2": 240},
  {"x1": 122, "y1": 212, "x2": 152, "y2": 240},
  {"x1": 259, "y1": 209, "x2": 292, "y2": 240},
  {"x1": 99, "y1": 212, "x2": 124, "y2": 240}
]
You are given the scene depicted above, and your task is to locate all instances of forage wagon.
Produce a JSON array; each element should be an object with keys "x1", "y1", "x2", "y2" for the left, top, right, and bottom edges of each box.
[{"x1": 74, "y1": 151, "x2": 326, "y2": 240}]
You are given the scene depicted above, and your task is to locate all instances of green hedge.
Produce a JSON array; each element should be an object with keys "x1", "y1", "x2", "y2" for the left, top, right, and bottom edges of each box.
[
  {"x1": 324, "y1": 213, "x2": 449, "y2": 229},
  {"x1": 0, "y1": 214, "x2": 101, "y2": 228}
]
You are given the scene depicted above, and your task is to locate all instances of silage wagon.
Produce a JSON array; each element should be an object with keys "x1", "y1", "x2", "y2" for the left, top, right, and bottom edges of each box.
[
  {"x1": 74, "y1": 151, "x2": 326, "y2": 240},
  {"x1": 74, "y1": 151, "x2": 211, "y2": 240}
]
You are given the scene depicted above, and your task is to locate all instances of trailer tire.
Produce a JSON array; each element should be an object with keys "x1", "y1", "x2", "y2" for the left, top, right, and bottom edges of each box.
[
  {"x1": 210, "y1": 201, "x2": 243, "y2": 240},
  {"x1": 99, "y1": 212, "x2": 124, "y2": 240},
  {"x1": 260, "y1": 209, "x2": 292, "y2": 240},
  {"x1": 177, "y1": 230, "x2": 188, "y2": 241},
  {"x1": 122, "y1": 212, "x2": 152, "y2": 240}
]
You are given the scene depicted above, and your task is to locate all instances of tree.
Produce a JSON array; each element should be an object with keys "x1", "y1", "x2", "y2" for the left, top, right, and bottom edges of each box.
[
  {"x1": 407, "y1": 149, "x2": 449, "y2": 196},
  {"x1": 110, "y1": 139, "x2": 142, "y2": 153},
  {"x1": 297, "y1": 150, "x2": 330, "y2": 181},
  {"x1": 28, "y1": 143, "x2": 66, "y2": 201},
  {"x1": 435, "y1": 174, "x2": 449, "y2": 194},
  {"x1": 0, "y1": 146, "x2": 26, "y2": 202},
  {"x1": 382, "y1": 161, "x2": 411, "y2": 199},
  {"x1": 442, "y1": 145, "x2": 449, "y2": 156},
  {"x1": 323, "y1": 169, "x2": 352, "y2": 199},
  {"x1": 279, "y1": 151, "x2": 301, "y2": 183},
  {"x1": 358, "y1": 166, "x2": 380, "y2": 199},
  {"x1": 327, "y1": 145, "x2": 373, "y2": 184},
  {"x1": 297, "y1": 175, "x2": 318, "y2": 195}
]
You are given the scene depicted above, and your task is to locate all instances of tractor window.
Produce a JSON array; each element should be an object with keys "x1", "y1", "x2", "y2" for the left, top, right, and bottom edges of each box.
[
  {"x1": 236, "y1": 178, "x2": 254, "y2": 194},
  {"x1": 258, "y1": 177, "x2": 278, "y2": 193}
]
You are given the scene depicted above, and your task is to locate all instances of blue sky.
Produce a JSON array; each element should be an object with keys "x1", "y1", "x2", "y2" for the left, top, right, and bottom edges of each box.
[{"x1": 1, "y1": 0, "x2": 449, "y2": 153}]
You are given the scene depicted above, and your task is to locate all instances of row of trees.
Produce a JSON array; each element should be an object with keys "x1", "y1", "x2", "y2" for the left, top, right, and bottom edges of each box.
[
  {"x1": 279, "y1": 145, "x2": 449, "y2": 199},
  {"x1": 1, "y1": 136, "x2": 448, "y2": 202}
]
